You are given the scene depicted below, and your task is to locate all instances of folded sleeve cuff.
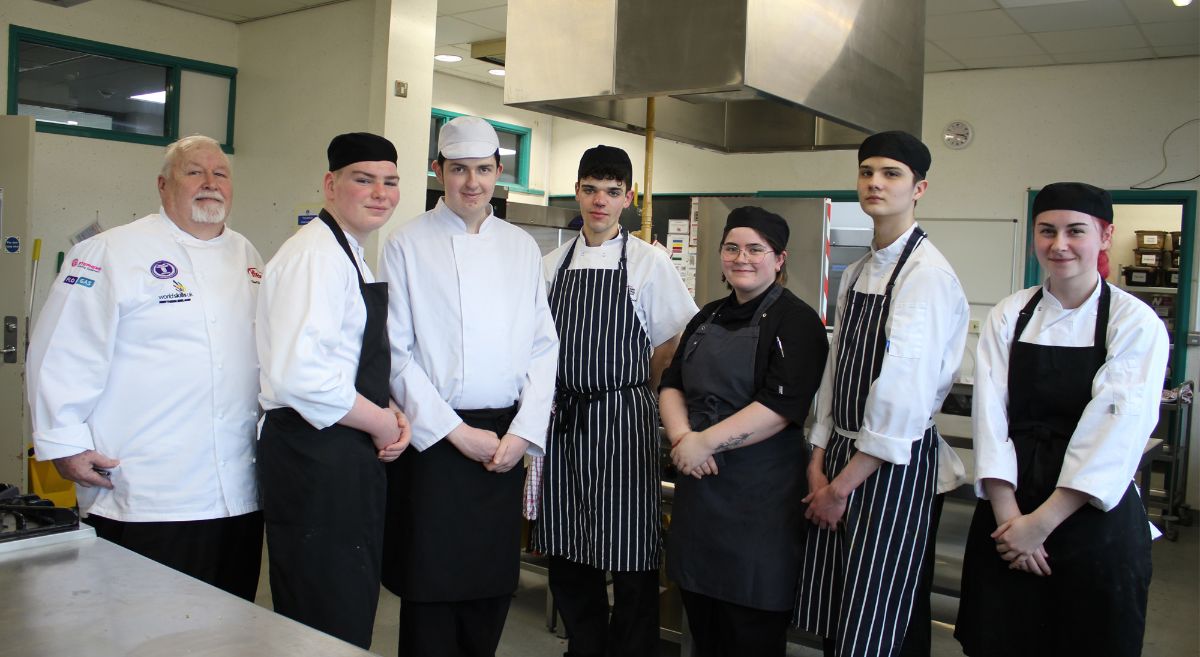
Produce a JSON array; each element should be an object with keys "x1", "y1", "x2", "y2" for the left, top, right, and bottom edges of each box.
[
  {"x1": 1056, "y1": 476, "x2": 1122, "y2": 512},
  {"x1": 854, "y1": 425, "x2": 916, "y2": 466},
  {"x1": 506, "y1": 416, "x2": 547, "y2": 456},
  {"x1": 809, "y1": 422, "x2": 832, "y2": 449},
  {"x1": 33, "y1": 424, "x2": 95, "y2": 461},
  {"x1": 410, "y1": 410, "x2": 462, "y2": 452}
]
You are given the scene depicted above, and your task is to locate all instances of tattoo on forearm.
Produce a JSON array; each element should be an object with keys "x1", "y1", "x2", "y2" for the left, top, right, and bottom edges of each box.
[{"x1": 715, "y1": 432, "x2": 752, "y2": 452}]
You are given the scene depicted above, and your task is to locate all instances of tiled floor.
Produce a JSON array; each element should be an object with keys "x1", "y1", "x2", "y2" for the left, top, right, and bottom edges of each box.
[{"x1": 254, "y1": 519, "x2": 1199, "y2": 656}]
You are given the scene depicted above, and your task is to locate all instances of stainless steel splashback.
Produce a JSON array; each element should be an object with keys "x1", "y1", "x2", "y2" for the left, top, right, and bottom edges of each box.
[{"x1": 504, "y1": 0, "x2": 924, "y2": 152}]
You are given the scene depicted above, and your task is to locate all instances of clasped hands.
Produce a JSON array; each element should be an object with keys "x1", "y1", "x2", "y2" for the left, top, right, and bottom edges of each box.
[
  {"x1": 372, "y1": 402, "x2": 411, "y2": 462},
  {"x1": 446, "y1": 423, "x2": 529, "y2": 473},
  {"x1": 669, "y1": 431, "x2": 718, "y2": 479},
  {"x1": 802, "y1": 468, "x2": 849, "y2": 530},
  {"x1": 992, "y1": 512, "x2": 1053, "y2": 576}
]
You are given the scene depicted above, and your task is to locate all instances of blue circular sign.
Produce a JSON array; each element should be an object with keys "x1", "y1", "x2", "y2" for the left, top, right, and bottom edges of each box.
[
  {"x1": 150, "y1": 260, "x2": 178, "y2": 279},
  {"x1": 4, "y1": 237, "x2": 19, "y2": 254}
]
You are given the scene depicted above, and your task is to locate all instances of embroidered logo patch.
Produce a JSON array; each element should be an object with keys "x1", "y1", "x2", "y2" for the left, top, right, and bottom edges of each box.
[
  {"x1": 247, "y1": 267, "x2": 262, "y2": 284},
  {"x1": 158, "y1": 280, "x2": 193, "y2": 304},
  {"x1": 76, "y1": 277, "x2": 95, "y2": 288},
  {"x1": 150, "y1": 260, "x2": 177, "y2": 280},
  {"x1": 72, "y1": 258, "x2": 102, "y2": 273},
  {"x1": 63, "y1": 275, "x2": 78, "y2": 285}
]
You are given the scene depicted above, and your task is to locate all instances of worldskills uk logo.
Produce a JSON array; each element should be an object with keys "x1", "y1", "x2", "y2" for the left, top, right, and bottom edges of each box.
[
  {"x1": 157, "y1": 280, "x2": 193, "y2": 304},
  {"x1": 150, "y1": 260, "x2": 178, "y2": 280}
]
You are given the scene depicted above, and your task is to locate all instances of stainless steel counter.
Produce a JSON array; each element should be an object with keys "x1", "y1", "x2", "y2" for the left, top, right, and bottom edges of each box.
[{"x1": 0, "y1": 529, "x2": 374, "y2": 657}]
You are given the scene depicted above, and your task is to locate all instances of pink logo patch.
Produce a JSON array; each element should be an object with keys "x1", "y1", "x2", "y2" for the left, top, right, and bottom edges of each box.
[{"x1": 247, "y1": 267, "x2": 263, "y2": 283}]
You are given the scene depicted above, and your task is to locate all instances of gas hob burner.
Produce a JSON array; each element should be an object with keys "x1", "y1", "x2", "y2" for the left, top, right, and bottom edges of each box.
[{"x1": 0, "y1": 483, "x2": 79, "y2": 544}]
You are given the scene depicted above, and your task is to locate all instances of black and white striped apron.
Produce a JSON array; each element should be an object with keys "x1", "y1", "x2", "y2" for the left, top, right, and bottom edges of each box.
[
  {"x1": 794, "y1": 227, "x2": 939, "y2": 657},
  {"x1": 532, "y1": 230, "x2": 661, "y2": 571}
]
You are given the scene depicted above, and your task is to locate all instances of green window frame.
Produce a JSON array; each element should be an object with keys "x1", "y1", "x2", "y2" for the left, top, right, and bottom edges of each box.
[
  {"x1": 428, "y1": 107, "x2": 540, "y2": 195},
  {"x1": 7, "y1": 25, "x2": 237, "y2": 152}
]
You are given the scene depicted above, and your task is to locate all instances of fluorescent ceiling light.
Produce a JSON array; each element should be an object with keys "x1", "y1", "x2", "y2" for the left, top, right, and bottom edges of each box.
[
  {"x1": 1173, "y1": 0, "x2": 1192, "y2": 7},
  {"x1": 66, "y1": 120, "x2": 78, "y2": 125},
  {"x1": 129, "y1": 91, "x2": 166, "y2": 104},
  {"x1": 488, "y1": 68, "x2": 506, "y2": 77},
  {"x1": 434, "y1": 54, "x2": 463, "y2": 62},
  {"x1": 499, "y1": 147, "x2": 517, "y2": 156}
]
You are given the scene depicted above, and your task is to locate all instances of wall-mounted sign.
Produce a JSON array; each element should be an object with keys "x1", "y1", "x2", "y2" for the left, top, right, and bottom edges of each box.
[{"x1": 5, "y1": 236, "x2": 20, "y2": 254}]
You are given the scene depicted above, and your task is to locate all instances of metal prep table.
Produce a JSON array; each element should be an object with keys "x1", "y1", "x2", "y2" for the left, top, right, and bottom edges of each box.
[{"x1": 0, "y1": 528, "x2": 375, "y2": 657}]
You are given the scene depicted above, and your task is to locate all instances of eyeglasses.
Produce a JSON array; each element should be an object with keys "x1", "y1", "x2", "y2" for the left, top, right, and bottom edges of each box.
[{"x1": 720, "y1": 244, "x2": 775, "y2": 263}]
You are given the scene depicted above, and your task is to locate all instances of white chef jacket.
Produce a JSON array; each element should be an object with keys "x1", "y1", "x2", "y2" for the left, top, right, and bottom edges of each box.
[
  {"x1": 972, "y1": 274, "x2": 1169, "y2": 511},
  {"x1": 543, "y1": 231, "x2": 698, "y2": 348},
  {"x1": 810, "y1": 223, "x2": 969, "y2": 490},
  {"x1": 378, "y1": 199, "x2": 559, "y2": 453},
  {"x1": 28, "y1": 211, "x2": 263, "y2": 522},
  {"x1": 258, "y1": 217, "x2": 374, "y2": 429}
]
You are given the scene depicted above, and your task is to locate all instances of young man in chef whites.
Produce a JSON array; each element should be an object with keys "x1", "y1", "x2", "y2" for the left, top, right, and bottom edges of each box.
[
  {"x1": 256, "y1": 132, "x2": 410, "y2": 649},
  {"x1": 28, "y1": 135, "x2": 265, "y2": 601},
  {"x1": 532, "y1": 145, "x2": 697, "y2": 657},
  {"x1": 794, "y1": 131, "x2": 969, "y2": 657},
  {"x1": 378, "y1": 115, "x2": 559, "y2": 657}
]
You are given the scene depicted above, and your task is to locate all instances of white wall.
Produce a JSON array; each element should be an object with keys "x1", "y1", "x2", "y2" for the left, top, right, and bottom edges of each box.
[
  {"x1": 232, "y1": 0, "x2": 377, "y2": 260},
  {"x1": 0, "y1": 0, "x2": 238, "y2": 322}
]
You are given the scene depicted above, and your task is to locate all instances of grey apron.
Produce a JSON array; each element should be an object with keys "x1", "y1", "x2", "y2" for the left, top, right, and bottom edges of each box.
[{"x1": 665, "y1": 284, "x2": 808, "y2": 611}]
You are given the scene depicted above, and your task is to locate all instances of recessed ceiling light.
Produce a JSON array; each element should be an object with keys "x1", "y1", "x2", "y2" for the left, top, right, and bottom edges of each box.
[
  {"x1": 1172, "y1": 0, "x2": 1192, "y2": 7},
  {"x1": 488, "y1": 68, "x2": 505, "y2": 77},
  {"x1": 434, "y1": 54, "x2": 463, "y2": 63},
  {"x1": 129, "y1": 91, "x2": 166, "y2": 104}
]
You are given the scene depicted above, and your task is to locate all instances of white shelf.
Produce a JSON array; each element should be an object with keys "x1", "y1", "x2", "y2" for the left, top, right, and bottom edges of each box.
[{"x1": 1119, "y1": 284, "x2": 1177, "y2": 295}]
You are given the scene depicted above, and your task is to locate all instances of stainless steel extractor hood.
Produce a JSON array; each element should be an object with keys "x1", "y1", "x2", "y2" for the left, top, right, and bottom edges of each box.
[{"x1": 504, "y1": 0, "x2": 925, "y2": 152}]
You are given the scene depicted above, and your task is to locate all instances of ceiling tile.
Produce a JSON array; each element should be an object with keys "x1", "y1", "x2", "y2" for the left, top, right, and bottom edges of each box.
[
  {"x1": 144, "y1": 0, "x2": 249, "y2": 21},
  {"x1": 933, "y1": 33, "x2": 1047, "y2": 59},
  {"x1": 1052, "y1": 47, "x2": 1154, "y2": 63},
  {"x1": 1140, "y1": 21, "x2": 1200, "y2": 47},
  {"x1": 1032, "y1": 25, "x2": 1147, "y2": 52},
  {"x1": 927, "y1": 0, "x2": 1000, "y2": 16},
  {"x1": 1154, "y1": 43, "x2": 1200, "y2": 57},
  {"x1": 925, "y1": 41, "x2": 959, "y2": 63},
  {"x1": 454, "y1": 6, "x2": 507, "y2": 32},
  {"x1": 1120, "y1": 0, "x2": 1199, "y2": 24},
  {"x1": 437, "y1": 0, "x2": 507, "y2": 17},
  {"x1": 1004, "y1": 0, "x2": 1135, "y2": 33},
  {"x1": 927, "y1": 9, "x2": 1024, "y2": 39},
  {"x1": 435, "y1": 16, "x2": 504, "y2": 47},
  {"x1": 957, "y1": 53, "x2": 1057, "y2": 68}
]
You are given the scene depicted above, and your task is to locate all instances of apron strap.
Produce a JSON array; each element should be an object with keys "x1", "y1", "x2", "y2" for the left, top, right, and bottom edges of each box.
[
  {"x1": 1011, "y1": 279, "x2": 1111, "y2": 359},
  {"x1": 318, "y1": 210, "x2": 368, "y2": 287},
  {"x1": 844, "y1": 225, "x2": 927, "y2": 298}
]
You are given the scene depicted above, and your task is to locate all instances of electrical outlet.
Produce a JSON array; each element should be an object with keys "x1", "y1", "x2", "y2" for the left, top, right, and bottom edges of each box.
[
  {"x1": 394, "y1": 80, "x2": 408, "y2": 98},
  {"x1": 969, "y1": 319, "x2": 982, "y2": 334}
]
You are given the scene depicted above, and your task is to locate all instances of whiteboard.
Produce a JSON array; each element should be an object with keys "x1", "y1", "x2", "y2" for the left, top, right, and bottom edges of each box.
[{"x1": 919, "y1": 218, "x2": 1020, "y2": 305}]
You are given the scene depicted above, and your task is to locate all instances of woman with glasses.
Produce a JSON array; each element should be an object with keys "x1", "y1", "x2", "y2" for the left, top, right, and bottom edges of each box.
[{"x1": 659, "y1": 206, "x2": 828, "y2": 657}]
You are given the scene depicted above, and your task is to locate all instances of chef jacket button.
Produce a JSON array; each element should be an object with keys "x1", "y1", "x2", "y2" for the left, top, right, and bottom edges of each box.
[
  {"x1": 217, "y1": 412, "x2": 225, "y2": 420},
  {"x1": 210, "y1": 316, "x2": 217, "y2": 324}
]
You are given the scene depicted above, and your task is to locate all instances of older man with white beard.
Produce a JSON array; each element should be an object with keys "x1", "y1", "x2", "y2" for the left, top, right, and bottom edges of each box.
[{"x1": 28, "y1": 135, "x2": 266, "y2": 600}]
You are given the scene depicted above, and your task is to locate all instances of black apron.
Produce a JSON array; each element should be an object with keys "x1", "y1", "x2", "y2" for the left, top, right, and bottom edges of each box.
[
  {"x1": 665, "y1": 284, "x2": 808, "y2": 612},
  {"x1": 794, "y1": 227, "x2": 939, "y2": 657},
  {"x1": 533, "y1": 230, "x2": 661, "y2": 572},
  {"x1": 955, "y1": 282, "x2": 1152, "y2": 657},
  {"x1": 383, "y1": 404, "x2": 525, "y2": 602},
  {"x1": 257, "y1": 210, "x2": 389, "y2": 649}
]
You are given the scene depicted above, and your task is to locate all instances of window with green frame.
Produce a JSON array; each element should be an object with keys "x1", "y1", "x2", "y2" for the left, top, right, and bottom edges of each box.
[
  {"x1": 7, "y1": 26, "x2": 237, "y2": 151},
  {"x1": 428, "y1": 109, "x2": 538, "y2": 194}
]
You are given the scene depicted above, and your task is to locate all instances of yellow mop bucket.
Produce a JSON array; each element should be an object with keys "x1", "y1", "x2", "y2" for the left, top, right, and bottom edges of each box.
[{"x1": 27, "y1": 445, "x2": 77, "y2": 508}]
